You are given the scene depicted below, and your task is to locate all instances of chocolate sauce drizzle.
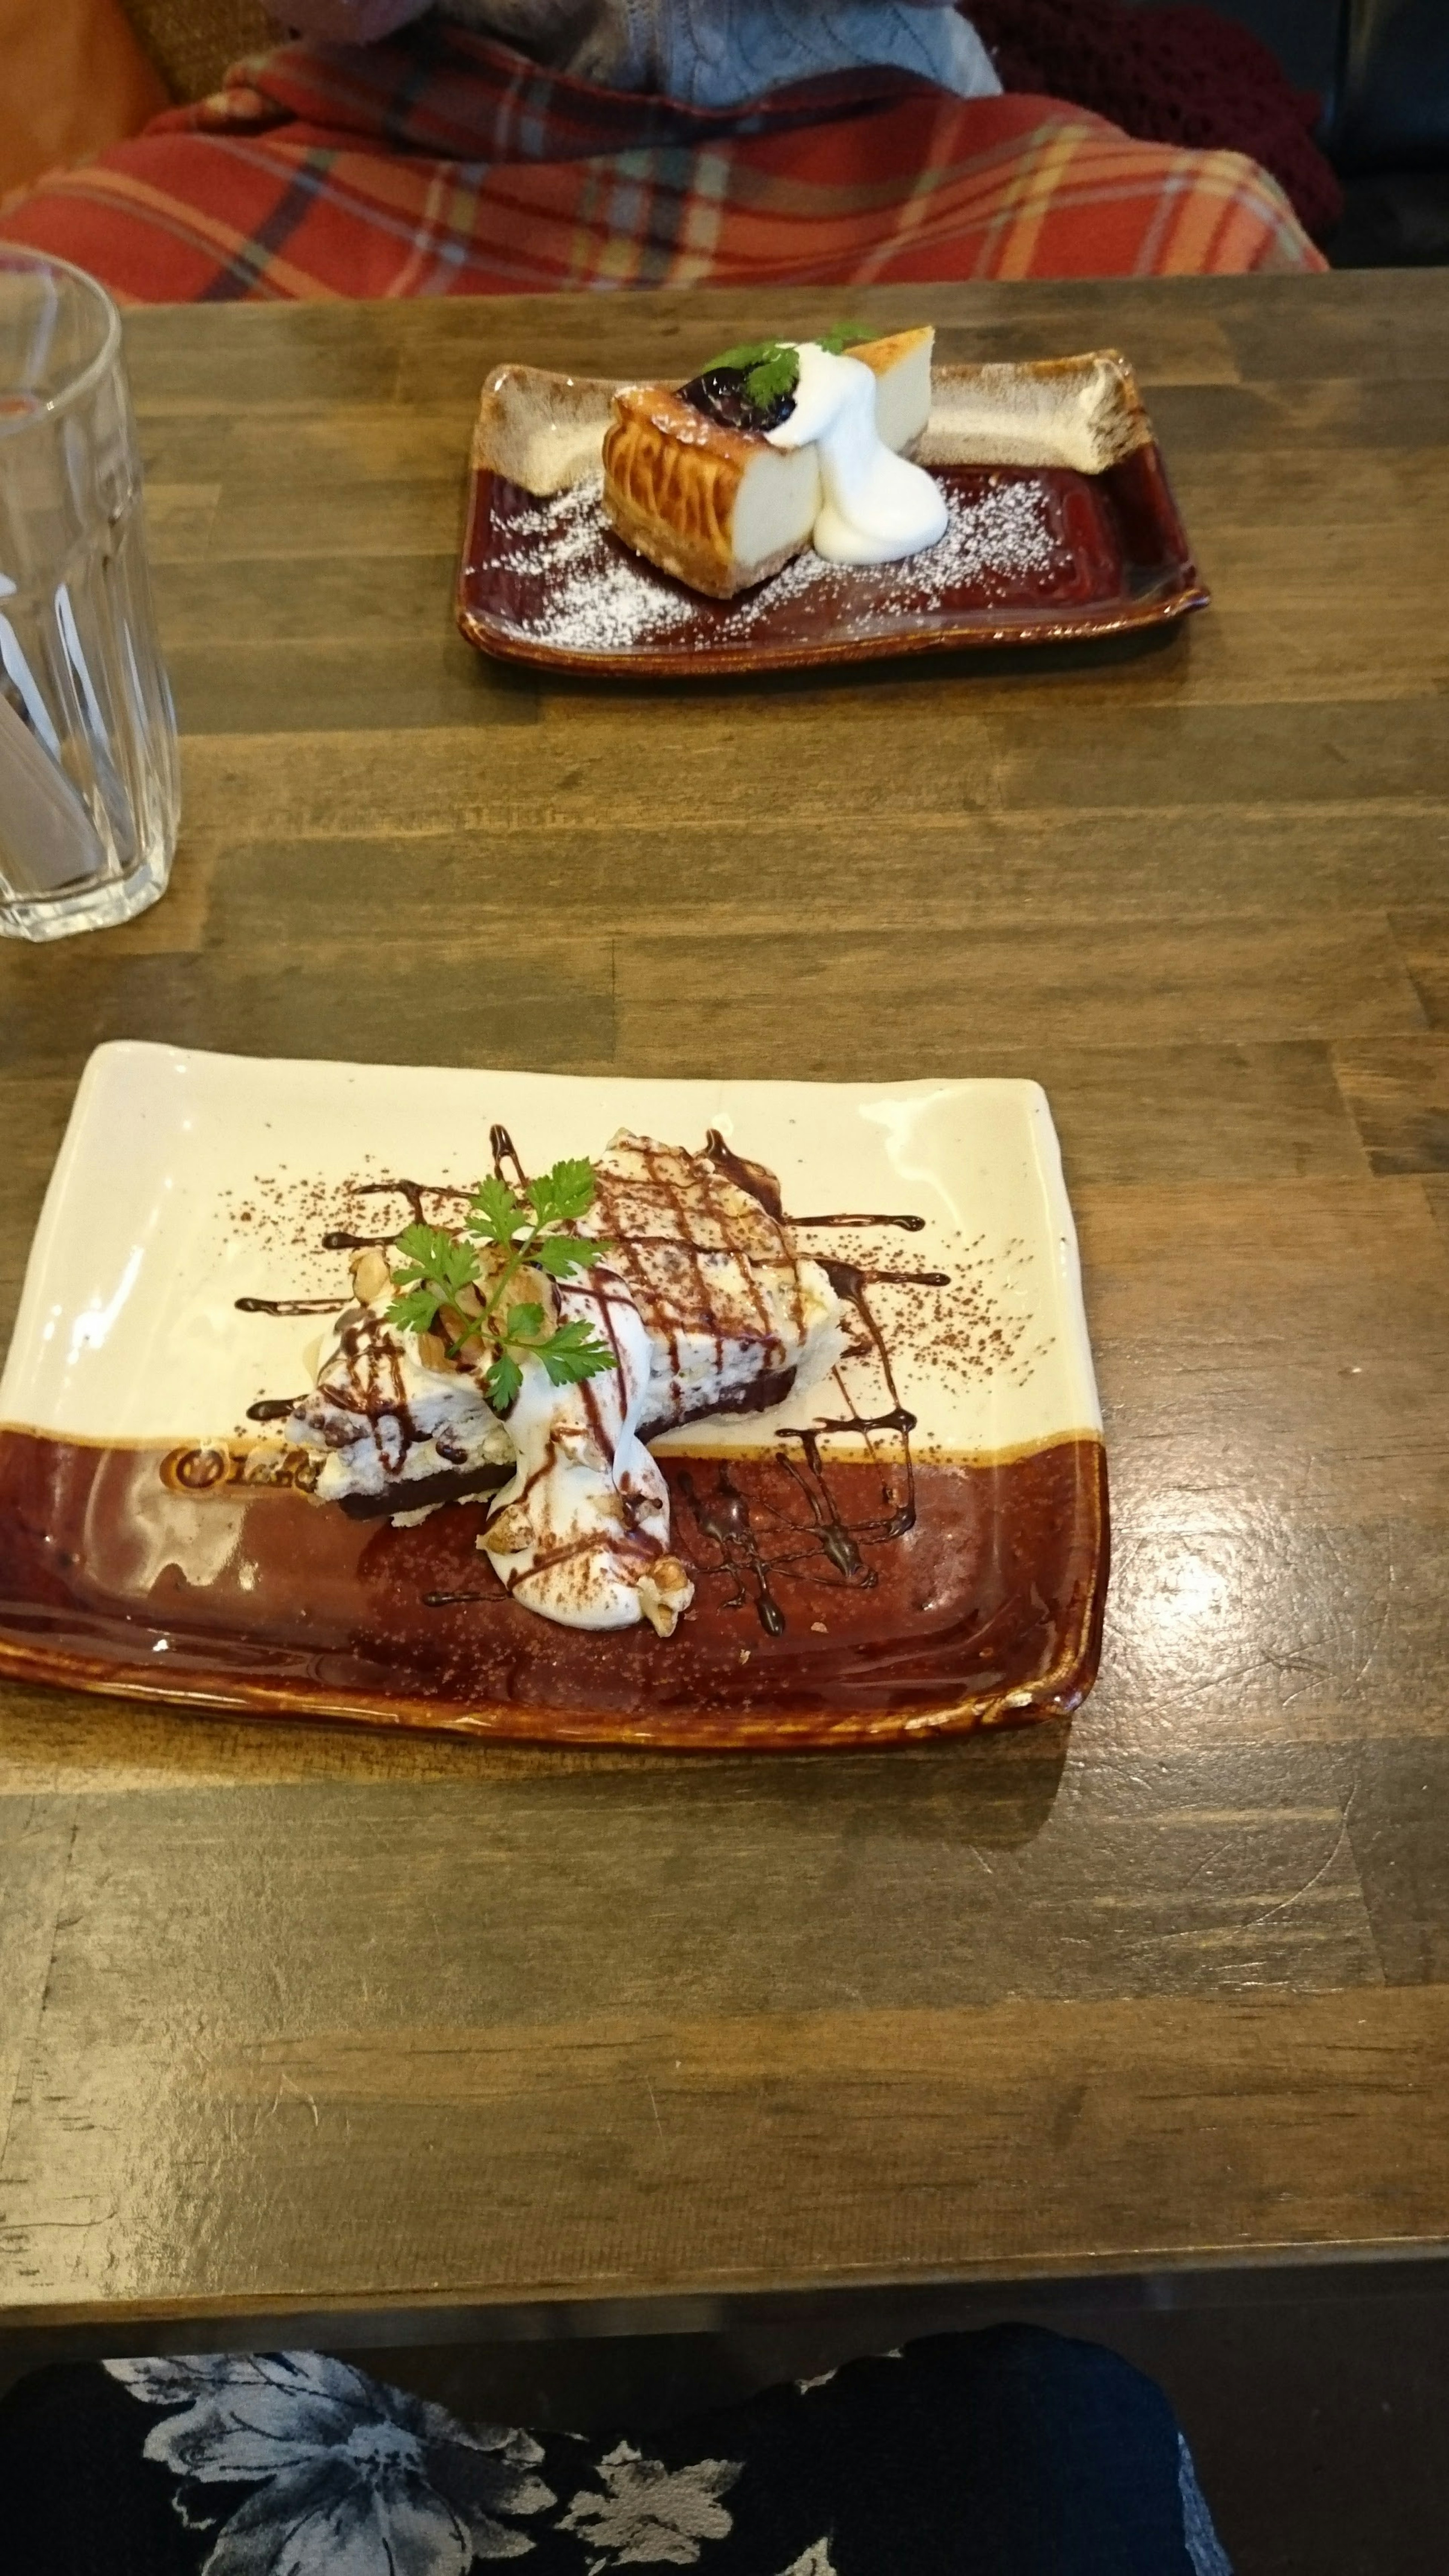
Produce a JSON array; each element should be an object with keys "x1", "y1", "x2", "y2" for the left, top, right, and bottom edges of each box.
[
  {"x1": 236, "y1": 1296, "x2": 346, "y2": 1316},
  {"x1": 791, "y1": 1215, "x2": 928, "y2": 1232},
  {"x1": 857, "y1": 1269, "x2": 950, "y2": 1288},
  {"x1": 490, "y1": 1124, "x2": 528, "y2": 1190},
  {"x1": 702, "y1": 1132, "x2": 928, "y2": 1236},
  {"x1": 679, "y1": 1466, "x2": 789, "y2": 1635},
  {"x1": 235, "y1": 1123, "x2": 944, "y2": 1640},
  {"x1": 321, "y1": 1177, "x2": 469, "y2": 1253},
  {"x1": 682, "y1": 1133, "x2": 933, "y2": 1633}
]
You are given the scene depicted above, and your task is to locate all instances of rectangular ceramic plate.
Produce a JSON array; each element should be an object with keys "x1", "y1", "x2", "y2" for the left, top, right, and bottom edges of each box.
[
  {"x1": 0, "y1": 1046, "x2": 1108, "y2": 1749},
  {"x1": 457, "y1": 348, "x2": 1208, "y2": 678}
]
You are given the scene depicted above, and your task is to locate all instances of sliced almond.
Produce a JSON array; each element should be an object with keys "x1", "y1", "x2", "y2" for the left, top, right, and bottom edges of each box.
[
  {"x1": 637, "y1": 1559, "x2": 695, "y2": 1637},
  {"x1": 415, "y1": 1329, "x2": 450, "y2": 1373},
  {"x1": 351, "y1": 1247, "x2": 391, "y2": 1303},
  {"x1": 480, "y1": 1503, "x2": 533, "y2": 1557},
  {"x1": 636, "y1": 1581, "x2": 679, "y2": 1639},
  {"x1": 438, "y1": 1303, "x2": 484, "y2": 1363}
]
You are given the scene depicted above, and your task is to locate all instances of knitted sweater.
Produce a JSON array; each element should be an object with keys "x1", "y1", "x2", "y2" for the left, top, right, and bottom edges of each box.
[{"x1": 271, "y1": 0, "x2": 1001, "y2": 105}]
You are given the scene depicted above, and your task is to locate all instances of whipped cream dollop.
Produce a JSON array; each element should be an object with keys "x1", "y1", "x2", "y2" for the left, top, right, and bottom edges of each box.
[
  {"x1": 478, "y1": 1264, "x2": 693, "y2": 1635},
  {"x1": 767, "y1": 341, "x2": 948, "y2": 567}
]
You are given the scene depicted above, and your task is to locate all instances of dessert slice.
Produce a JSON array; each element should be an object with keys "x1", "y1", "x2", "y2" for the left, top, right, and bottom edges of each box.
[
  {"x1": 602, "y1": 385, "x2": 821, "y2": 600},
  {"x1": 277, "y1": 1135, "x2": 844, "y2": 1638},
  {"x1": 479, "y1": 1131, "x2": 846, "y2": 1632},
  {"x1": 579, "y1": 1131, "x2": 848, "y2": 1434},
  {"x1": 601, "y1": 328, "x2": 935, "y2": 599}
]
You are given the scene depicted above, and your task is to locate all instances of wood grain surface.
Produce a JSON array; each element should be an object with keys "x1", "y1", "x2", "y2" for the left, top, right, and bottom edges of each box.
[{"x1": 2, "y1": 272, "x2": 1448, "y2": 2341}]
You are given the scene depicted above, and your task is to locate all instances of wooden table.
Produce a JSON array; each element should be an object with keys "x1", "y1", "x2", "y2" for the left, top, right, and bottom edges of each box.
[{"x1": 2, "y1": 273, "x2": 1448, "y2": 2356}]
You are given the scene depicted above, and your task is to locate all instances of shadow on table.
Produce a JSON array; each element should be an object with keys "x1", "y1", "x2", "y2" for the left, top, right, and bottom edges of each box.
[
  {"x1": 698, "y1": 1717, "x2": 1071, "y2": 1852},
  {"x1": 471, "y1": 618, "x2": 1186, "y2": 705}
]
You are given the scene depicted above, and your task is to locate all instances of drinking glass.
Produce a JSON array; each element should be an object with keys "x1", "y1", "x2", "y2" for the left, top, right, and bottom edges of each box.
[{"x1": 0, "y1": 247, "x2": 179, "y2": 940}]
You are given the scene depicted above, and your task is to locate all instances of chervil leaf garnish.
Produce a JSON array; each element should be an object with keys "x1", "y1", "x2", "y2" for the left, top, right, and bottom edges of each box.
[
  {"x1": 698, "y1": 328, "x2": 869, "y2": 423},
  {"x1": 388, "y1": 1287, "x2": 451, "y2": 1338},
  {"x1": 392, "y1": 1221, "x2": 478, "y2": 1292},
  {"x1": 528, "y1": 1157, "x2": 596, "y2": 1228},
  {"x1": 744, "y1": 345, "x2": 798, "y2": 412},
  {"x1": 485, "y1": 1351, "x2": 523, "y2": 1413},
  {"x1": 381, "y1": 1155, "x2": 617, "y2": 1410},
  {"x1": 531, "y1": 1233, "x2": 606, "y2": 1278},
  {"x1": 536, "y1": 1317, "x2": 619, "y2": 1388},
  {"x1": 385, "y1": 1223, "x2": 482, "y2": 1339},
  {"x1": 495, "y1": 1296, "x2": 618, "y2": 1397},
  {"x1": 705, "y1": 339, "x2": 779, "y2": 372},
  {"x1": 468, "y1": 1172, "x2": 524, "y2": 1245},
  {"x1": 700, "y1": 338, "x2": 799, "y2": 415}
]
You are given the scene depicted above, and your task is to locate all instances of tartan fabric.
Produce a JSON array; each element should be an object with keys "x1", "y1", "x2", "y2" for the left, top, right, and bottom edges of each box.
[{"x1": 0, "y1": 22, "x2": 1324, "y2": 301}]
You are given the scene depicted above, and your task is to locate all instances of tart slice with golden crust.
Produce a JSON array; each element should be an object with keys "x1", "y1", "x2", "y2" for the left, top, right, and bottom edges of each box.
[{"x1": 601, "y1": 327, "x2": 935, "y2": 600}]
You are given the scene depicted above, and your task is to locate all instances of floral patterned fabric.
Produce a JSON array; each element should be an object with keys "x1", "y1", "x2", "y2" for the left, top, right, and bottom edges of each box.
[
  {"x1": 103, "y1": 2354, "x2": 557, "y2": 2574},
  {"x1": 0, "y1": 2327, "x2": 1233, "y2": 2576}
]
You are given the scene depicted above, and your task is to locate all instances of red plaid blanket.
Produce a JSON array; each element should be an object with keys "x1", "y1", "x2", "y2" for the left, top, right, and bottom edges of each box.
[{"x1": 0, "y1": 23, "x2": 1323, "y2": 302}]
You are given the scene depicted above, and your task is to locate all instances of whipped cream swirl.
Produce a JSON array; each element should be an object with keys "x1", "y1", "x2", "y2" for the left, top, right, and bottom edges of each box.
[{"x1": 767, "y1": 340, "x2": 948, "y2": 567}]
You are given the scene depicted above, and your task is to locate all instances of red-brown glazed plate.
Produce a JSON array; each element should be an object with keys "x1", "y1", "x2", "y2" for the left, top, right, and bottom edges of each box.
[{"x1": 456, "y1": 349, "x2": 1208, "y2": 678}]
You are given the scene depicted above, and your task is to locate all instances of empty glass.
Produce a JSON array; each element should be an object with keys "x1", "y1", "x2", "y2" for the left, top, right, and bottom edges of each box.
[{"x1": 0, "y1": 248, "x2": 179, "y2": 940}]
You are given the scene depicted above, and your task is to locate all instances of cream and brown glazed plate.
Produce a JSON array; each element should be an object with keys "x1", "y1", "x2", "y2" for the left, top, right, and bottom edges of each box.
[
  {"x1": 457, "y1": 349, "x2": 1208, "y2": 677},
  {"x1": 0, "y1": 1047, "x2": 1108, "y2": 1749}
]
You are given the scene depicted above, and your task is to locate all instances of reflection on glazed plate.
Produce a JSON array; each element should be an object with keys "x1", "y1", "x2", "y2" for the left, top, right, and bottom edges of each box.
[
  {"x1": 457, "y1": 348, "x2": 1209, "y2": 678},
  {"x1": 0, "y1": 1046, "x2": 1109, "y2": 1750}
]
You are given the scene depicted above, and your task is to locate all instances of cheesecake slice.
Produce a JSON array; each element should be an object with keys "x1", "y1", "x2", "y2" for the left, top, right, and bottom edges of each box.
[
  {"x1": 601, "y1": 327, "x2": 935, "y2": 599},
  {"x1": 603, "y1": 384, "x2": 822, "y2": 600}
]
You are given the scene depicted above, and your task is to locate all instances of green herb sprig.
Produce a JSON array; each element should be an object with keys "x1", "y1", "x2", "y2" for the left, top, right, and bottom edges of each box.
[
  {"x1": 699, "y1": 323, "x2": 871, "y2": 417},
  {"x1": 386, "y1": 1157, "x2": 616, "y2": 1415}
]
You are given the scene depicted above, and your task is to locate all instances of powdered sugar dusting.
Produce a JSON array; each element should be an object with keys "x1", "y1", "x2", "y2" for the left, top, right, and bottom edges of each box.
[
  {"x1": 484, "y1": 468, "x2": 1073, "y2": 659},
  {"x1": 487, "y1": 475, "x2": 697, "y2": 654}
]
